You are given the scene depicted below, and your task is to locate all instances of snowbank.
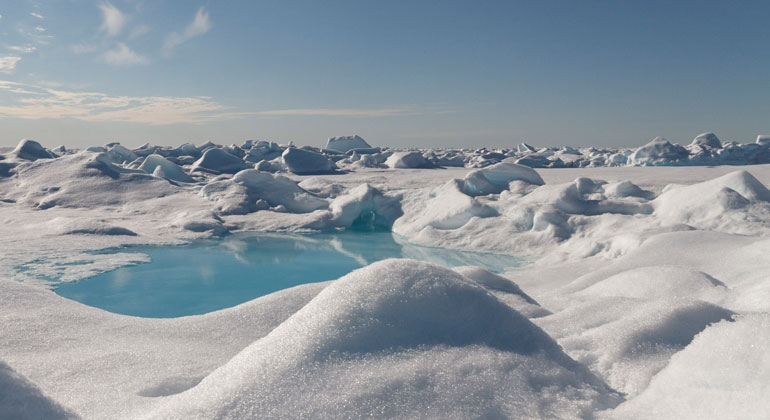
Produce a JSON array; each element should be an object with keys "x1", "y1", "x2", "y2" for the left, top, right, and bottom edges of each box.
[
  {"x1": 144, "y1": 260, "x2": 621, "y2": 419},
  {"x1": 608, "y1": 314, "x2": 770, "y2": 420},
  {"x1": 0, "y1": 361, "x2": 77, "y2": 420}
]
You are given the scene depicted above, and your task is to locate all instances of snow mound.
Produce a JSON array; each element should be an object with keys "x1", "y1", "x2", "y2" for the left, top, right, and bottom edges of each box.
[
  {"x1": 603, "y1": 180, "x2": 654, "y2": 199},
  {"x1": 385, "y1": 151, "x2": 431, "y2": 168},
  {"x1": 200, "y1": 169, "x2": 327, "y2": 214},
  {"x1": 12, "y1": 139, "x2": 57, "y2": 161},
  {"x1": 539, "y1": 297, "x2": 733, "y2": 396},
  {"x1": 139, "y1": 154, "x2": 193, "y2": 183},
  {"x1": 145, "y1": 259, "x2": 620, "y2": 419},
  {"x1": 47, "y1": 218, "x2": 138, "y2": 236},
  {"x1": 653, "y1": 170, "x2": 770, "y2": 231},
  {"x1": 2, "y1": 152, "x2": 177, "y2": 209},
  {"x1": 324, "y1": 135, "x2": 371, "y2": 153},
  {"x1": 690, "y1": 132, "x2": 722, "y2": 149},
  {"x1": 191, "y1": 148, "x2": 249, "y2": 174},
  {"x1": 578, "y1": 266, "x2": 727, "y2": 302},
  {"x1": 608, "y1": 314, "x2": 770, "y2": 419},
  {"x1": 453, "y1": 266, "x2": 549, "y2": 318},
  {"x1": 398, "y1": 179, "x2": 498, "y2": 233},
  {"x1": 462, "y1": 161, "x2": 544, "y2": 196},
  {"x1": 281, "y1": 147, "x2": 336, "y2": 174},
  {"x1": 324, "y1": 184, "x2": 403, "y2": 230},
  {"x1": 0, "y1": 361, "x2": 78, "y2": 419},
  {"x1": 627, "y1": 137, "x2": 689, "y2": 166},
  {"x1": 107, "y1": 144, "x2": 139, "y2": 163},
  {"x1": 297, "y1": 177, "x2": 346, "y2": 198}
]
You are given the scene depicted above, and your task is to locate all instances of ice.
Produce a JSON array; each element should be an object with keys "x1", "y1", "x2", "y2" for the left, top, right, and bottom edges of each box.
[
  {"x1": 200, "y1": 169, "x2": 327, "y2": 214},
  {"x1": 139, "y1": 154, "x2": 194, "y2": 183},
  {"x1": 3, "y1": 140, "x2": 770, "y2": 418},
  {"x1": 0, "y1": 361, "x2": 77, "y2": 419},
  {"x1": 12, "y1": 139, "x2": 58, "y2": 161},
  {"x1": 281, "y1": 147, "x2": 336, "y2": 174},
  {"x1": 627, "y1": 137, "x2": 689, "y2": 166},
  {"x1": 191, "y1": 148, "x2": 249, "y2": 174},
  {"x1": 461, "y1": 161, "x2": 544, "y2": 196},
  {"x1": 385, "y1": 151, "x2": 431, "y2": 168},
  {"x1": 690, "y1": 132, "x2": 722, "y2": 149},
  {"x1": 107, "y1": 144, "x2": 139, "y2": 163},
  {"x1": 322, "y1": 184, "x2": 402, "y2": 229},
  {"x1": 653, "y1": 170, "x2": 770, "y2": 233},
  {"x1": 324, "y1": 135, "x2": 371, "y2": 153}
]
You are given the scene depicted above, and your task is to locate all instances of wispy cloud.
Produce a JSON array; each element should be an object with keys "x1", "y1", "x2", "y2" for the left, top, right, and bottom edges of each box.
[
  {"x1": 7, "y1": 45, "x2": 37, "y2": 54},
  {"x1": 17, "y1": 25, "x2": 54, "y2": 45},
  {"x1": 0, "y1": 81, "x2": 445, "y2": 125},
  {"x1": 0, "y1": 56, "x2": 21, "y2": 73},
  {"x1": 30, "y1": 12, "x2": 44, "y2": 20},
  {"x1": 0, "y1": 80, "x2": 234, "y2": 125},
  {"x1": 163, "y1": 7, "x2": 211, "y2": 55},
  {"x1": 103, "y1": 43, "x2": 146, "y2": 66},
  {"x1": 99, "y1": 2, "x2": 126, "y2": 36}
]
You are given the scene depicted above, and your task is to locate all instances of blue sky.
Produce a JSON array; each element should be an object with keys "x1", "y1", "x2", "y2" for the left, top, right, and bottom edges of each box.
[{"x1": 0, "y1": 1, "x2": 769, "y2": 149}]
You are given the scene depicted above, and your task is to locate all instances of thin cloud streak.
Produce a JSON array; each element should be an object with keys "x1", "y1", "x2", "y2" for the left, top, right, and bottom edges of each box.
[
  {"x1": 103, "y1": 43, "x2": 147, "y2": 66},
  {"x1": 99, "y1": 3, "x2": 126, "y2": 36},
  {"x1": 0, "y1": 56, "x2": 22, "y2": 73},
  {"x1": 0, "y1": 81, "x2": 447, "y2": 125},
  {"x1": 7, "y1": 45, "x2": 37, "y2": 54},
  {"x1": 0, "y1": 81, "x2": 230, "y2": 125},
  {"x1": 163, "y1": 7, "x2": 211, "y2": 55}
]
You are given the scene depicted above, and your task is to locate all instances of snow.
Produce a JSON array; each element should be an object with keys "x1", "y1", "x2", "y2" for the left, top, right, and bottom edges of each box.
[
  {"x1": 191, "y1": 148, "x2": 249, "y2": 174},
  {"x1": 142, "y1": 260, "x2": 621, "y2": 419},
  {"x1": 607, "y1": 313, "x2": 770, "y2": 420},
  {"x1": 139, "y1": 154, "x2": 193, "y2": 183},
  {"x1": 385, "y1": 151, "x2": 431, "y2": 168},
  {"x1": 324, "y1": 135, "x2": 371, "y2": 153},
  {"x1": 0, "y1": 361, "x2": 77, "y2": 419},
  {"x1": 462, "y1": 161, "x2": 544, "y2": 196},
  {"x1": 1, "y1": 139, "x2": 770, "y2": 418},
  {"x1": 12, "y1": 139, "x2": 58, "y2": 161},
  {"x1": 281, "y1": 147, "x2": 336, "y2": 174}
]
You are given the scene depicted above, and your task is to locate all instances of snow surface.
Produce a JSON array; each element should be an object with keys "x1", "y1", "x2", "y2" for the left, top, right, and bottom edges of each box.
[{"x1": 2, "y1": 137, "x2": 770, "y2": 419}]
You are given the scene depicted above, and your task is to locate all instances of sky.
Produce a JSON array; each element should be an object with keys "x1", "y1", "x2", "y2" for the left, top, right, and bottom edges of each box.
[{"x1": 0, "y1": 0, "x2": 769, "y2": 149}]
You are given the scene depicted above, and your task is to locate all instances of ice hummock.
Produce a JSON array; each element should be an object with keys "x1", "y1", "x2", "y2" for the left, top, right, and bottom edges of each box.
[{"x1": 324, "y1": 135, "x2": 371, "y2": 153}]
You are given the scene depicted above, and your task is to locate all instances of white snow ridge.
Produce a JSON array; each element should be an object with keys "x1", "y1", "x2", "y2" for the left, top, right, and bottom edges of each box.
[{"x1": 2, "y1": 136, "x2": 770, "y2": 419}]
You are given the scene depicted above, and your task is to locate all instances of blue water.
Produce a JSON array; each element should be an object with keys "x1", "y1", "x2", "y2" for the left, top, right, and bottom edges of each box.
[{"x1": 55, "y1": 231, "x2": 521, "y2": 318}]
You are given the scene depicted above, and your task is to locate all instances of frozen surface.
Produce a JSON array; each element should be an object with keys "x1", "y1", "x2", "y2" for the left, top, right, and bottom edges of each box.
[{"x1": 1, "y1": 137, "x2": 770, "y2": 418}]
